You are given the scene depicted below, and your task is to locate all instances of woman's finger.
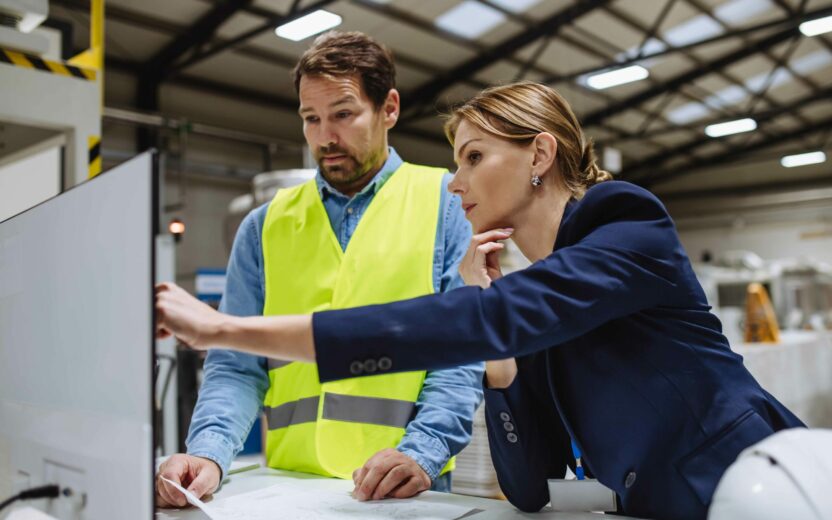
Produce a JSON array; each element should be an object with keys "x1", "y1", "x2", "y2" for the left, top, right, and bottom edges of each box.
[
  {"x1": 471, "y1": 228, "x2": 513, "y2": 246},
  {"x1": 472, "y1": 242, "x2": 504, "y2": 268}
]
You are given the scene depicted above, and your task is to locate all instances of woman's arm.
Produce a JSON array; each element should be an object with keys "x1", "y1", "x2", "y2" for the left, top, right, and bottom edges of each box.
[{"x1": 155, "y1": 283, "x2": 315, "y2": 362}]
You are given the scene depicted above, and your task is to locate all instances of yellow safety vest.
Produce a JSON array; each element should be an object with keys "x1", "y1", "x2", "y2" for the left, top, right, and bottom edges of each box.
[{"x1": 261, "y1": 162, "x2": 455, "y2": 479}]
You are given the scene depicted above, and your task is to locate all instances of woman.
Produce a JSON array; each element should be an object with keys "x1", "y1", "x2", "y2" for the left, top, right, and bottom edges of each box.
[{"x1": 156, "y1": 82, "x2": 803, "y2": 520}]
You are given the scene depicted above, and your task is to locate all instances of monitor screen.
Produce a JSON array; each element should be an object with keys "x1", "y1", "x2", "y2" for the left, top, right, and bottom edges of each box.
[{"x1": 0, "y1": 152, "x2": 156, "y2": 519}]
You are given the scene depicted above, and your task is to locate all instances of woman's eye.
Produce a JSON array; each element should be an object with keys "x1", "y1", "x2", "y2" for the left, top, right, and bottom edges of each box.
[{"x1": 468, "y1": 151, "x2": 481, "y2": 164}]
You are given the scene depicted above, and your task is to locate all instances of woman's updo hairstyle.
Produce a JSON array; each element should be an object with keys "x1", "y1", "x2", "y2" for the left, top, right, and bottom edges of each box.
[{"x1": 444, "y1": 81, "x2": 612, "y2": 198}]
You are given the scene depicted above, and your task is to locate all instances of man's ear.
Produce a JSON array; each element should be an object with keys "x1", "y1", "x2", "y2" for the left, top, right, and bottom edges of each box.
[
  {"x1": 382, "y1": 89, "x2": 400, "y2": 129},
  {"x1": 531, "y1": 132, "x2": 557, "y2": 179}
]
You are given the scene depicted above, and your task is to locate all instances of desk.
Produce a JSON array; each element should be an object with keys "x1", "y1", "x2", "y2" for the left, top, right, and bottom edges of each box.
[{"x1": 154, "y1": 467, "x2": 638, "y2": 520}]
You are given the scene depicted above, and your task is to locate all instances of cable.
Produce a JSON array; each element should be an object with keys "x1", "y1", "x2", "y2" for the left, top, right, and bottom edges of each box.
[{"x1": 0, "y1": 484, "x2": 61, "y2": 512}]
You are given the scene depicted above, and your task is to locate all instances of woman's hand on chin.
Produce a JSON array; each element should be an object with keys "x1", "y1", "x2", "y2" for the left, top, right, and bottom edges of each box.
[
  {"x1": 460, "y1": 228, "x2": 513, "y2": 288},
  {"x1": 155, "y1": 282, "x2": 226, "y2": 350}
]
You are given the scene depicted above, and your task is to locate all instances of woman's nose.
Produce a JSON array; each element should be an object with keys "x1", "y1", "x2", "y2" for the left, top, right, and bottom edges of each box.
[{"x1": 447, "y1": 171, "x2": 465, "y2": 195}]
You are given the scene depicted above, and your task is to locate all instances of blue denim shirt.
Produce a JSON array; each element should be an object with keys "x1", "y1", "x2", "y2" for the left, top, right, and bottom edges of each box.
[{"x1": 186, "y1": 147, "x2": 484, "y2": 485}]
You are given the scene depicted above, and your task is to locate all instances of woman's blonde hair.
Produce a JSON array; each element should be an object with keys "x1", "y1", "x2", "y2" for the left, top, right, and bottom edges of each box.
[{"x1": 444, "y1": 81, "x2": 612, "y2": 198}]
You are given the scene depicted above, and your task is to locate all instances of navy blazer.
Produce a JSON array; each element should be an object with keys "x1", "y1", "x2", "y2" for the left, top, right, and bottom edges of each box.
[{"x1": 313, "y1": 181, "x2": 803, "y2": 520}]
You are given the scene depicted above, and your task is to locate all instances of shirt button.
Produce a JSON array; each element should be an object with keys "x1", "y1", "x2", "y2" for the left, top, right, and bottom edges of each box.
[
  {"x1": 349, "y1": 361, "x2": 364, "y2": 376},
  {"x1": 499, "y1": 412, "x2": 511, "y2": 422},
  {"x1": 346, "y1": 207, "x2": 354, "y2": 214},
  {"x1": 363, "y1": 359, "x2": 378, "y2": 373},
  {"x1": 506, "y1": 432, "x2": 518, "y2": 443},
  {"x1": 625, "y1": 471, "x2": 637, "y2": 489},
  {"x1": 503, "y1": 422, "x2": 515, "y2": 432},
  {"x1": 378, "y1": 357, "x2": 392, "y2": 371}
]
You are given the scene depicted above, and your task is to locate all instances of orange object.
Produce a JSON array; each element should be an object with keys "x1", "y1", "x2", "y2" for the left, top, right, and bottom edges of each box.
[{"x1": 744, "y1": 282, "x2": 780, "y2": 343}]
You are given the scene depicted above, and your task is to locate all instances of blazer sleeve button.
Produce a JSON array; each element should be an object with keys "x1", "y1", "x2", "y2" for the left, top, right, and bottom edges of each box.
[
  {"x1": 625, "y1": 471, "x2": 637, "y2": 489},
  {"x1": 506, "y1": 432, "x2": 518, "y2": 443},
  {"x1": 349, "y1": 360, "x2": 364, "y2": 375},
  {"x1": 499, "y1": 412, "x2": 511, "y2": 422},
  {"x1": 363, "y1": 359, "x2": 378, "y2": 373},
  {"x1": 378, "y1": 357, "x2": 392, "y2": 371}
]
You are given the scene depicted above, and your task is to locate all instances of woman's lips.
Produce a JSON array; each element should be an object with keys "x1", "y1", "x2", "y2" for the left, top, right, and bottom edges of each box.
[{"x1": 463, "y1": 203, "x2": 477, "y2": 215}]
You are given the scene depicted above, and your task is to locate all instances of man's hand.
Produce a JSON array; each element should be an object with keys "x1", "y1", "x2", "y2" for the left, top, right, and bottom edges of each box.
[
  {"x1": 156, "y1": 454, "x2": 221, "y2": 508},
  {"x1": 352, "y1": 449, "x2": 432, "y2": 501}
]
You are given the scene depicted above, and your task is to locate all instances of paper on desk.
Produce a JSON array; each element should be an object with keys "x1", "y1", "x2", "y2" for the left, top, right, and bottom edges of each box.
[
  {"x1": 160, "y1": 476, "x2": 219, "y2": 519},
  {"x1": 206, "y1": 480, "x2": 477, "y2": 520}
]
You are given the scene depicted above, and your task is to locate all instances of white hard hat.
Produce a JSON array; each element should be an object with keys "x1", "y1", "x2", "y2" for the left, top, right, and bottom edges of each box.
[{"x1": 708, "y1": 428, "x2": 832, "y2": 520}]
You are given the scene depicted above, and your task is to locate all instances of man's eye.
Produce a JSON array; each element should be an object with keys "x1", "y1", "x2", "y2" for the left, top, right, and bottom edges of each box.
[
  {"x1": 305, "y1": 116, "x2": 319, "y2": 123},
  {"x1": 336, "y1": 111, "x2": 351, "y2": 119}
]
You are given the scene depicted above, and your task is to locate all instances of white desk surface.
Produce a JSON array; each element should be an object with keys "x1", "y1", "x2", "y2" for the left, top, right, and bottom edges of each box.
[{"x1": 154, "y1": 466, "x2": 637, "y2": 520}]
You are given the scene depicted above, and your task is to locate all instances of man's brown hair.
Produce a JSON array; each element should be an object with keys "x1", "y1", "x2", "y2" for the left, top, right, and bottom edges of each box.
[{"x1": 293, "y1": 31, "x2": 396, "y2": 110}]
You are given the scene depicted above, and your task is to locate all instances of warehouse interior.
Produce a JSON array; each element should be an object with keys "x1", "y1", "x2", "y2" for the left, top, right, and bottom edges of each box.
[{"x1": 2, "y1": 0, "x2": 832, "y2": 518}]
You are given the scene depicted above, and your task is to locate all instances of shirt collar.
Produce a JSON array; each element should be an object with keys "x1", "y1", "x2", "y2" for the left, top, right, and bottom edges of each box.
[{"x1": 316, "y1": 147, "x2": 403, "y2": 200}]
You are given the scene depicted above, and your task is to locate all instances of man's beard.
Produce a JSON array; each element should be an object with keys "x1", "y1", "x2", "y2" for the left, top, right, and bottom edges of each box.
[{"x1": 316, "y1": 145, "x2": 380, "y2": 192}]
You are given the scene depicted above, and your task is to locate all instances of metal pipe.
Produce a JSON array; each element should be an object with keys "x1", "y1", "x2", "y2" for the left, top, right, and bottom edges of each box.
[{"x1": 102, "y1": 106, "x2": 302, "y2": 151}]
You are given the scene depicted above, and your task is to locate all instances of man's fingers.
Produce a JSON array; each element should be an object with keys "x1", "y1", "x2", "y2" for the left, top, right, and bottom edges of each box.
[
  {"x1": 158, "y1": 460, "x2": 190, "y2": 507},
  {"x1": 187, "y1": 467, "x2": 218, "y2": 499},
  {"x1": 157, "y1": 476, "x2": 186, "y2": 508},
  {"x1": 356, "y1": 466, "x2": 385, "y2": 501},
  {"x1": 388, "y1": 476, "x2": 427, "y2": 499},
  {"x1": 155, "y1": 488, "x2": 176, "y2": 509},
  {"x1": 372, "y1": 464, "x2": 409, "y2": 500},
  {"x1": 352, "y1": 466, "x2": 368, "y2": 488}
]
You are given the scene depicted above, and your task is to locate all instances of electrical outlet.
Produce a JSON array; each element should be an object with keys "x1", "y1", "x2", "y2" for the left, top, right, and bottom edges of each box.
[{"x1": 43, "y1": 461, "x2": 86, "y2": 519}]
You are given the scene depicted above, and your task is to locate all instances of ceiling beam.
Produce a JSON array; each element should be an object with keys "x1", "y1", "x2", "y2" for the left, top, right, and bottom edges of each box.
[
  {"x1": 640, "y1": 115, "x2": 832, "y2": 188},
  {"x1": 622, "y1": 86, "x2": 832, "y2": 181},
  {"x1": 142, "y1": 0, "x2": 252, "y2": 82},
  {"x1": 401, "y1": 0, "x2": 611, "y2": 115},
  {"x1": 171, "y1": 0, "x2": 337, "y2": 74},
  {"x1": 581, "y1": 22, "x2": 812, "y2": 128}
]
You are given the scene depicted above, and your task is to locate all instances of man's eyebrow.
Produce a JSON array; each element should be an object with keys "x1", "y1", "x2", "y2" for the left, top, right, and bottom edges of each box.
[{"x1": 299, "y1": 95, "x2": 358, "y2": 115}]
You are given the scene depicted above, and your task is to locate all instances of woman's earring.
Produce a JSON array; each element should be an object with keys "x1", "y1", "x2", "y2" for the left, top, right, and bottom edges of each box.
[{"x1": 531, "y1": 175, "x2": 543, "y2": 187}]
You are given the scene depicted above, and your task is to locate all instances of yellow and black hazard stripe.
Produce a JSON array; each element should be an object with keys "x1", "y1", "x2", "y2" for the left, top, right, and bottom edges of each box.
[
  {"x1": 88, "y1": 136, "x2": 102, "y2": 179},
  {"x1": 0, "y1": 48, "x2": 96, "y2": 81}
]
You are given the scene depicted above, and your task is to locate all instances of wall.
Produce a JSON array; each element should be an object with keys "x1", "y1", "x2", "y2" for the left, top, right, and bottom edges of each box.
[{"x1": 0, "y1": 146, "x2": 61, "y2": 222}]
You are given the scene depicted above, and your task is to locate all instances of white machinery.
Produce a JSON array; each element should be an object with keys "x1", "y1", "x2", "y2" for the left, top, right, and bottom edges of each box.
[
  {"x1": 709, "y1": 428, "x2": 832, "y2": 520},
  {"x1": 0, "y1": 0, "x2": 101, "y2": 196}
]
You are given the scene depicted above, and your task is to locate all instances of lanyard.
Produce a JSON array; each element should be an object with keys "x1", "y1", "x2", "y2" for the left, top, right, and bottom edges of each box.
[{"x1": 571, "y1": 438, "x2": 585, "y2": 480}]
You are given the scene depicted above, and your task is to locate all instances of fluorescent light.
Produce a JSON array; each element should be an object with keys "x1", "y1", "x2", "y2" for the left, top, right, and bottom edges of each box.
[
  {"x1": 800, "y1": 15, "x2": 832, "y2": 37},
  {"x1": 704, "y1": 118, "x2": 757, "y2": 137},
  {"x1": 586, "y1": 65, "x2": 649, "y2": 90},
  {"x1": 275, "y1": 10, "x2": 342, "y2": 41},
  {"x1": 780, "y1": 151, "x2": 827, "y2": 168}
]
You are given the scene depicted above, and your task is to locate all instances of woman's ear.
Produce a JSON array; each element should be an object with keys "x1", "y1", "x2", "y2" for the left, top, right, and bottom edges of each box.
[{"x1": 531, "y1": 132, "x2": 557, "y2": 179}]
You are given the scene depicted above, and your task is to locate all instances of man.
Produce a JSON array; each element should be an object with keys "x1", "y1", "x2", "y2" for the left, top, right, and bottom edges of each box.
[{"x1": 155, "y1": 31, "x2": 483, "y2": 507}]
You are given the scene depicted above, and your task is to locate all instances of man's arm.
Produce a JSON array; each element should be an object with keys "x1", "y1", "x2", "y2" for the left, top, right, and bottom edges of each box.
[
  {"x1": 353, "y1": 175, "x2": 484, "y2": 500},
  {"x1": 397, "y1": 174, "x2": 483, "y2": 476},
  {"x1": 183, "y1": 209, "x2": 270, "y2": 478}
]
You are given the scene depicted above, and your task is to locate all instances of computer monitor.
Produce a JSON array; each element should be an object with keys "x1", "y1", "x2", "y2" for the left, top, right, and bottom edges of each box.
[{"x1": 0, "y1": 152, "x2": 157, "y2": 519}]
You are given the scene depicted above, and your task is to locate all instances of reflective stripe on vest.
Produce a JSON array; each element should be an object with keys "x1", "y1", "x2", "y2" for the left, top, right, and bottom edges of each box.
[
  {"x1": 260, "y1": 162, "x2": 456, "y2": 479},
  {"x1": 265, "y1": 394, "x2": 416, "y2": 430}
]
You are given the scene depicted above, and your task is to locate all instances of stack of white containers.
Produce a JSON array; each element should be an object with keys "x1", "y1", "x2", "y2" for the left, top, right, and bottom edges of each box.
[
  {"x1": 452, "y1": 242, "x2": 531, "y2": 498},
  {"x1": 451, "y1": 405, "x2": 501, "y2": 498}
]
